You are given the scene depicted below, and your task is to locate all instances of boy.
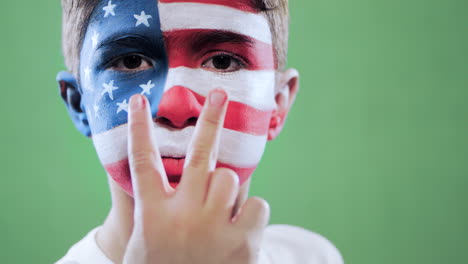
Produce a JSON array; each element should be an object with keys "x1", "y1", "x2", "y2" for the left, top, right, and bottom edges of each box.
[{"x1": 56, "y1": 0, "x2": 343, "y2": 263}]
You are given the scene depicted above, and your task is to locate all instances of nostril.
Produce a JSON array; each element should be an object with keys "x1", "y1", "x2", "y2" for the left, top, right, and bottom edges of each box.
[
  {"x1": 186, "y1": 117, "x2": 197, "y2": 126},
  {"x1": 155, "y1": 116, "x2": 172, "y2": 127},
  {"x1": 155, "y1": 116, "x2": 198, "y2": 128}
]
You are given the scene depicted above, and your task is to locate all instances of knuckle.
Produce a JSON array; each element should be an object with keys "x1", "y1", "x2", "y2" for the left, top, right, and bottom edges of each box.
[
  {"x1": 129, "y1": 119, "x2": 147, "y2": 134},
  {"x1": 248, "y1": 197, "x2": 270, "y2": 218},
  {"x1": 215, "y1": 168, "x2": 239, "y2": 187},
  {"x1": 187, "y1": 148, "x2": 212, "y2": 169},
  {"x1": 202, "y1": 115, "x2": 222, "y2": 128},
  {"x1": 129, "y1": 151, "x2": 154, "y2": 171}
]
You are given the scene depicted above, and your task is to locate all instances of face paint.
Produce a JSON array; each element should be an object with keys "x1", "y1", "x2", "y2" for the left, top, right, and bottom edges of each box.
[{"x1": 80, "y1": 0, "x2": 276, "y2": 196}]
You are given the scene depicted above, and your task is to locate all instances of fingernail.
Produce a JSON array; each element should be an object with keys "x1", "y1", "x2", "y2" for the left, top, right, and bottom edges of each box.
[
  {"x1": 130, "y1": 94, "x2": 145, "y2": 111},
  {"x1": 209, "y1": 89, "x2": 227, "y2": 107}
]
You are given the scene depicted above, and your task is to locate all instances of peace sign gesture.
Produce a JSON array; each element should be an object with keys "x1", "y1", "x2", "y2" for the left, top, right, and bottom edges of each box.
[{"x1": 123, "y1": 89, "x2": 270, "y2": 264}]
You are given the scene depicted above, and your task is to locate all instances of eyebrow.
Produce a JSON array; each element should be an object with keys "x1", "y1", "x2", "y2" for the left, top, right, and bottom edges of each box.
[
  {"x1": 193, "y1": 30, "x2": 254, "y2": 46},
  {"x1": 95, "y1": 33, "x2": 166, "y2": 60},
  {"x1": 97, "y1": 34, "x2": 155, "y2": 51},
  {"x1": 166, "y1": 30, "x2": 254, "y2": 53}
]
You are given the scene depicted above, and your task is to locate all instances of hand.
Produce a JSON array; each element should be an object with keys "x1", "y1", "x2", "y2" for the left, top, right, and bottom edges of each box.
[{"x1": 123, "y1": 89, "x2": 270, "y2": 264}]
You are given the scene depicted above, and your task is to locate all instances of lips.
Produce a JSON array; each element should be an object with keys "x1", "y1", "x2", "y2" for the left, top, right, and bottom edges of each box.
[{"x1": 105, "y1": 156, "x2": 256, "y2": 197}]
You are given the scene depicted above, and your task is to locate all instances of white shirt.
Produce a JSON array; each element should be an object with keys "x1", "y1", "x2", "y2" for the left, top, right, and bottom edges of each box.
[{"x1": 56, "y1": 225, "x2": 343, "y2": 264}]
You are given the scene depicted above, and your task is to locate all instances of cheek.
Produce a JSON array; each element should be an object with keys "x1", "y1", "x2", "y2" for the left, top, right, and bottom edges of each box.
[
  {"x1": 223, "y1": 95, "x2": 273, "y2": 136},
  {"x1": 215, "y1": 74, "x2": 275, "y2": 178},
  {"x1": 83, "y1": 70, "x2": 166, "y2": 135}
]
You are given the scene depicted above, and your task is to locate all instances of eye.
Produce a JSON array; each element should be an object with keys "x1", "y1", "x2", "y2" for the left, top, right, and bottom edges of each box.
[
  {"x1": 110, "y1": 54, "x2": 153, "y2": 72},
  {"x1": 202, "y1": 54, "x2": 244, "y2": 72}
]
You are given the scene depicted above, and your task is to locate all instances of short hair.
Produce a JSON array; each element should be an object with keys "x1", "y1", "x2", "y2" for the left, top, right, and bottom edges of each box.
[{"x1": 60, "y1": 0, "x2": 289, "y2": 78}]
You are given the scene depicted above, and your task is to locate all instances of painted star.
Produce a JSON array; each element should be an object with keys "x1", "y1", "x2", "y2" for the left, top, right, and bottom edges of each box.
[
  {"x1": 83, "y1": 66, "x2": 91, "y2": 80},
  {"x1": 101, "y1": 80, "x2": 119, "y2": 100},
  {"x1": 140, "y1": 80, "x2": 155, "y2": 95},
  {"x1": 83, "y1": 66, "x2": 92, "y2": 86},
  {"x1": 87, "y1": 110, "x2": 93, "y2": 121},
  {"x1": 83, "y1": 67, "x2": 91, "y2": 90},
  {"x1": 134, "y1": 11, "x2": 152, "y2": 27},
  {"x1": 91, "y1": 31, "x2": 99, "y2": 48},
  {"x1": 103, "y1": 1, "x2": 116, "y2": 18},
  {"x1": 116, "y1": 99, "x2": 129, "y2": 114},
  {"x1": 93, "y1": 103, "x2": 100, "y2": 118}
]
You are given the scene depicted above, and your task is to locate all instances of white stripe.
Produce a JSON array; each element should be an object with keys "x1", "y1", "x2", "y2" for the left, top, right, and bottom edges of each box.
[
  {"x1": 165, "y1": 67, "x2": 276, "y2": 111},
  {"x1": 93, "y1": 123, "x2": 267, "y2": 168},
  {"x1": 159, "y1": 2, "x2": 272, "y2": 44}
]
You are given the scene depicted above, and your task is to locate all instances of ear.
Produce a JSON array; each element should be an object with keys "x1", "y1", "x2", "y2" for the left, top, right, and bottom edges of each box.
[
  {"x1": 268, "y1": 68, "x2": 299, "y2": 141},
  {"x1": 56, "y1": 71, "x2": 91, "y2": 137}
]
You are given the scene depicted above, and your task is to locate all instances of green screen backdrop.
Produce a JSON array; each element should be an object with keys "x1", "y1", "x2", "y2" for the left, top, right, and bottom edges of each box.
[{"x1": 1, "y1": 0, "x2": 467, "y2": 263}]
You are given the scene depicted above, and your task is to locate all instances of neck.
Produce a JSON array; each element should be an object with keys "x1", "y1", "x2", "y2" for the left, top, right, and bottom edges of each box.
[{"x1": 96, "y1": 174, "x2": 251, "y2": 263}]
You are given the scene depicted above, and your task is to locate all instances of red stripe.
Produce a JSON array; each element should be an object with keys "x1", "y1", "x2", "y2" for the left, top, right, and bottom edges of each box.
[
  {"x1": 164, "y1": 29, "x2": 276, "y2": 70},
  {"x1": 105, "y1": 158, "x2": 256, "y2": 197},
  {"x1": 159, "y1": 0, "x2": 260, "y2": 13},
  {"x1": 158, "y1": 86, "x2": 273, "y2": 136}
]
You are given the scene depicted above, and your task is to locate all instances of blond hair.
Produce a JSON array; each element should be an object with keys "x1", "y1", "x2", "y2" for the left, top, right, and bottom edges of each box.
[{"x1": 61, "y1": 0, "x2": 289, "y2": 77}]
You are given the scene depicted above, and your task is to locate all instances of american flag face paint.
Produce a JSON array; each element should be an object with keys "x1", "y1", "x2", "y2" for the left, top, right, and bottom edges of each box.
[{"x1": 79, "y1": 0, "x2": 277, "y2": 195}]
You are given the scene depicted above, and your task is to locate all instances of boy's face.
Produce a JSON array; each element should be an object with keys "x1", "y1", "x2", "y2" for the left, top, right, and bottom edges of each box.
[{"x1": 70, "y1": 0, "x2": 291, "y2": 196}]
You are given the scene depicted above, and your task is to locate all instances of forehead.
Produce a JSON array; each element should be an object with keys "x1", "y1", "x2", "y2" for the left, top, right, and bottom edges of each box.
[{"x1": 86, "y1": 0, "x2": 271, "y2": 44}]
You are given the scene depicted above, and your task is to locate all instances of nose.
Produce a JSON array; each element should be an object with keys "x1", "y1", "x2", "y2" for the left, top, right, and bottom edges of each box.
[{"x1": 156, "y1": 86, "x2": 203, "y2": 128}]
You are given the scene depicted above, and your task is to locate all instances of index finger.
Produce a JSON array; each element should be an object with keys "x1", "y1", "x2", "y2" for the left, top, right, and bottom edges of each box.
[
  {"x1": 128, "y1": 94, "x2": 170, "y2": 208},
  {"x1": 179, "y1": 89, "x2": 228, "y2": 202}
]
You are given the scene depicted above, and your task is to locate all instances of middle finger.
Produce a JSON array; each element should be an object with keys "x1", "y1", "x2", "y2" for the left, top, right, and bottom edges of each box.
[{"x1": 178, "y1": 88, "x2": 228, "y2": 203}]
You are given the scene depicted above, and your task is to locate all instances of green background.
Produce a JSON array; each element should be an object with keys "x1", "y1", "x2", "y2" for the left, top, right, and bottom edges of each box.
[{"x1": 1, "y1": 0, "x2": 467, "y2": 263}]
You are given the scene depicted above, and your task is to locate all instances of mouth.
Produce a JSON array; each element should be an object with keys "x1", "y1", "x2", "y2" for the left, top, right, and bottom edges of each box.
[
  {"x1": 105, "y1": 154, "x2": 254, "y2": 197},
  {"x1": 162, "y1": 156, "x2": 185, "y2": 188}
]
